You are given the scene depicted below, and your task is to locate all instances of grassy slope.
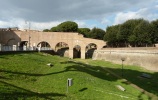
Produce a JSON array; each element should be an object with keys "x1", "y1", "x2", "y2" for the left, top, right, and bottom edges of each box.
[{"x1": 0, "y1": 52, "x2": 157, "y2": 100}]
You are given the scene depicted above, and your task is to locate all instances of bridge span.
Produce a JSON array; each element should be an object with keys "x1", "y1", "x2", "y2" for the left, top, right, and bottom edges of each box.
[{"x1": 0, "y1": 30, "x2": 106, "y2": 59}]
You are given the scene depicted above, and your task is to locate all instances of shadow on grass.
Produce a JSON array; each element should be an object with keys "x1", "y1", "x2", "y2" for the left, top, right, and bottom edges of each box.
[
  {"x1": 0, "y1": 81, "x2": 66, "y2": 100},
  {"x1": 79, "y1": 88, "x2": 88, "y2": 92},
  {"x1": 61, "y1": 61, "x2": 158, "y2": 99},
  {"x1": 0, "y1": 60, "x2": 158, "y2": 99}
]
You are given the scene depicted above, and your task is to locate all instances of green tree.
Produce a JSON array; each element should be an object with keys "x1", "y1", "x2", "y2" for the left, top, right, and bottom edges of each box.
[
  {"x1": 117, "y1": 19, "x2": 144, "y2": 47},
  {"x1": 50, "y1": 27, "x2": 58, "y2": 32},
  {"x1": 78, "y1": 28, "x2": 90, "y2": 37},
  {"x1": 104, "y1": 25, "x2": 120, "y2": 47},
  {"x1": 57, "y1": 21, "x2": 78, "y2": 32},
  {"x1": 150, "y1": 19, "x2": 158, "y2": 44},
  {"x1": 133, "y1": 20, "x2": 151, "y2": 46},
  {"x1": 89, "y1": 27, "x2": 106, "y2": 40},
  {"x1": 43, "y1": 29, "x2": 50, "y2": 32}
]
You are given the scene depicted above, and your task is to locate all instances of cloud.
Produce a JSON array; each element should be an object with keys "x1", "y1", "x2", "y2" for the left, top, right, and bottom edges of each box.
[
  {"x1": 114, "y1": 6, "x2": 158, "y2": 25},
  {"x1": 1, "y1": 0, "x2": 156, "y2": 22},
  {"x1": 0, "y1": 0, "x2": 157, "y2": 30}
]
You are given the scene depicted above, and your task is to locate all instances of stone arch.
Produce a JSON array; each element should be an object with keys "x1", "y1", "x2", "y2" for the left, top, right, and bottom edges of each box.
[
  {"x1": 19, "y1": 41, "x2": 28, "y2": 50},
  {"x1": 37, "y1": 41, "x2": 51, "y2": 50},
  {"x1": 7, "y1": 38, "x2": 16, "y2": 46},
  {"x1": 73, "y1": 45, "x2": 81, "y2": 58},
  {"x1": 55, "y1": 42, "x2": 69, "y2": 57},
  {"x1": 85, "y1": 43, "x2": 97, "y2": 59}
]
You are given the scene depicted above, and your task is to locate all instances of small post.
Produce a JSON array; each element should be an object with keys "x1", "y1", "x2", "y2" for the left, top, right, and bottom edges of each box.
[
  {"x1": 67, "y1": 78, "x2": 73, "y2": 93},
  {"x1": 0, "y1": 44, "x2": 1, "y2": 51},
  {"x1": 121, "y1": 57, "x2": 125, "y2": 77}
]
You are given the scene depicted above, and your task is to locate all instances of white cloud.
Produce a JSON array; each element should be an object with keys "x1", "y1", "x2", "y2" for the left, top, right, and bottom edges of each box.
[
  {"x1": 114, "y1": 7, "x2": 158, "y2": 25},
  {"x1": 30, "y1": 21, "x2": 61, "y2": 31},
  {"x1": 0, "y1": 0, "x2": 157, "y2": 30},
  {"x1": 156, "y1": 5, "x2": 158, "y2": 8}
]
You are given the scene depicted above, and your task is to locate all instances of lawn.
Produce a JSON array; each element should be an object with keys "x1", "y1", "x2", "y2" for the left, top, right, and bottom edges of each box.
[{"x1": 0, "y1": 52, "x2": 157, "y2": 100}]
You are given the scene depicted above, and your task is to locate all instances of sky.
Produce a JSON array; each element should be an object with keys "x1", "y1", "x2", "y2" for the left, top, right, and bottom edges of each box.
[{"x1": 0, "y1": 0, "x2": 158, "y2": 31}]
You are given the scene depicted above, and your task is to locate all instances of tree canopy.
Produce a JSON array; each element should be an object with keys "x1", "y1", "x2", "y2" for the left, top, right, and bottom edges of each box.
[
  {"x1": 89, "y1": 27, "x2": 106, "y2": 40},
  {"x1": 57, "y1": 21, "x2": 78, "y2": 32},
  {"x1": 78, "y1": 28, "x2": 90, "y2": 37},
  {"x1": 104, "y1": 18, "x2": 158, "y2": 47}
]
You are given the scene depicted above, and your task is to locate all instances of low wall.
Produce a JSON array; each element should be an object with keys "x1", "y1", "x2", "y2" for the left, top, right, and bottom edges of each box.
[{"x1": 92, "y1": 48, "x2": 158, "y2": 72}]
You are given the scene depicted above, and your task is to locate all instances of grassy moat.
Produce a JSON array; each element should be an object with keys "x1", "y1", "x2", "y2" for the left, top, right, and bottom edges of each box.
[{"x1": 0, "y1": 52, "x2": 158, "y2": 100}]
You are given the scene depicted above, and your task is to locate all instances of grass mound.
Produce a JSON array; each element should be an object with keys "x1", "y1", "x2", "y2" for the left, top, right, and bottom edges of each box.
[{"x1": 0, "y1": 52, "x2": 157, "y2": 100}]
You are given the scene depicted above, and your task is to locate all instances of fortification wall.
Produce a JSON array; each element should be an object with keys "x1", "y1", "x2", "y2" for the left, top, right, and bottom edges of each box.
[{"x1": 92, "y1": 48, "x2": 158, "y2": 72}]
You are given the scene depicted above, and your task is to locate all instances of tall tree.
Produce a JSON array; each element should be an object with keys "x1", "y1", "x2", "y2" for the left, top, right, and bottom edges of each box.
[
  {"x1": 117, "y1": 19, "x2": 144, "y2": 47},
  {"x1": 150, "y1": 19, "x2": 158, "y2": 44},
  {"x1": 104, "y1": 25, "x2": 120, "y2": 47},
  {"x1": 78, "y1": 28, "x2": 90, "y2": 37},
  {"x1": 43, "y1": 29, "x2": 50, "y2": 32},
  {"x1": 89, "y1": 27, "x2": 106, "y2": 40},
  {"x1": 50, "y1": 27, "x2": 58, "y2": 32},
  {"x1": 57, "y1": 21, "x2": 78, "y2": 32},
  {"x1": 133, "y1": 20, "x2": 151, "y2": 46}
]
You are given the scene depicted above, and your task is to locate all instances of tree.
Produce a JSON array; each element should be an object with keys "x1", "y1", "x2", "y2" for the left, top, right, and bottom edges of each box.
[
  {"x1": 78, "y1": 28, "x2": 90, "y2": 37},
  {"x1": 150, "y1": 19, "x2": 158, "y2": 44},
  {"x1": 57, "y1": 21, "x2": 78, "y2": 32},
  {"x1": 117, "y1": 19, "x2": 144, "y2": 47},
  {"x1": 50, "y1": 27, "x2": 58, "y2": 32},
  {"x1": 89, "y1": 27, "x2": 106, "y2": 40},
  {"x1": 133, "y1": 20, "x2": 151, "y2": 46},
  {"x1": 43, "y1": 29, "x2": 50, "y2": 32},
  {"x1": 104, "y1": 25, "x2": 120, "y2": 47}
]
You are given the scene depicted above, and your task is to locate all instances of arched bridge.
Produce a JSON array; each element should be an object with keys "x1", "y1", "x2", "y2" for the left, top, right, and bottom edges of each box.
[{"x1": 0, "y1": 30, "x2": 106, "y2": 59}]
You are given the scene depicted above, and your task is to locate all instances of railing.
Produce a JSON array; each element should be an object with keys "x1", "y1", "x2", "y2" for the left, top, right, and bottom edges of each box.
[{"x1": 0, "y1": 44, "x2": 52, "y2": 52}]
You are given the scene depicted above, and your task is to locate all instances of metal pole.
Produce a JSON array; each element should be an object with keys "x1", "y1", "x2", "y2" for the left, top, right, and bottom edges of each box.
[
  {"x1": 122, "y1": 60, "x2": 123, "y2": 77},
  {"x1": 28, "y1": 22, "x2": 31, "y2": 50}
]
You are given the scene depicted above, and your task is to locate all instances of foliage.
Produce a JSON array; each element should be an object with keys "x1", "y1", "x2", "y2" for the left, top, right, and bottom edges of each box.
[
  {"x1": 78, "y1": 28, "x2": 90, "y2": 37},
  {"x1": 43, "y1": 29, "x2": 50, "y2": 32},
  {"x1": 150, "y1": 19, "x2": 158, "y2": 44},
  {"x1": 104, "y1": 25, "x2": 120, "y2": 47},
  {"x1": 89, "y1": 27, "x2": 106, "y2": 40},
  {"x1": 57, "y1": 21, "x2": 78, "y2": 32},
  {"x1": 50, "y1": 26, "x2": 58, "y2": 32},
  {"x1": 104, "y1": 18, "x2": 158, "y2": 47}
]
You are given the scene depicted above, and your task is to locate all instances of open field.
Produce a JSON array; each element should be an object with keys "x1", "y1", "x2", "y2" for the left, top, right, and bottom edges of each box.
[{"x1": 0, "y1": 52, "x2": 158, "y2": 100}]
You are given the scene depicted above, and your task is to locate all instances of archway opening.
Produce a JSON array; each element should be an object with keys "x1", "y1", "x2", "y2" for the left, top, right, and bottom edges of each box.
[
  {"x1": 7, "y1": 38, "x2": 16, "y2": 46},
  {"x1": 86, "y1": 43, "x2": 97, "y2": 59},
  {"x1": 73, "y1": 45, "x2": 81, "y2": 58},
  {"x1": 19, "y1": 41, "x2": 28, "y2": 50},
  {"x1": 55, "y1": 42, "x2": 69, "y2": 57},
  {"x1": 37, "y1": 41, "x2": 51, "y2": 50}
]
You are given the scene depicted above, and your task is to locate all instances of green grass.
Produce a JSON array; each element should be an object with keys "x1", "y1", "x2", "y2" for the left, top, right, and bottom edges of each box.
[{"x1": 0, "y1": 52, "x2": 157, "y2": 100}]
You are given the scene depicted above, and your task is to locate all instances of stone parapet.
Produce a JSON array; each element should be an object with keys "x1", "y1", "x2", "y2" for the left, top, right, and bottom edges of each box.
[{"x1": 93, "y1": 48, "x2": 158, "y2": 72}]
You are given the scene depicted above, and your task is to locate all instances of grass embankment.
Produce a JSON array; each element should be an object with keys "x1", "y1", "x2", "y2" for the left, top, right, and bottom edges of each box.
[{"x1": 0, "y1": 52, "x2": 157, "y2": 100}]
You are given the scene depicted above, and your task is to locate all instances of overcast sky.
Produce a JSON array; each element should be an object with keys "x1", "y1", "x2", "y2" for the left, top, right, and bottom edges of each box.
[{"x1": 0, "y1": 0, "x2": 158, "y2": 30}]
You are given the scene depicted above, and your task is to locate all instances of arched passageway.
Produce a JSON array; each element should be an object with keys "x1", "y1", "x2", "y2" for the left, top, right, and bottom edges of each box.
[
  {"x1": 7, "y1": 38, "x2": 16, "y2": 46},
  {"x1": 19, "y1": 41, "x2": 28, "y2": 50},
  {"x1": 37, "y1": 41, "x2": 51, "y2": 50},
  {"x1": 86, "y1": 43, "x2": 97, "y2": 59},
  {"x1": 55, "y1": 42, "x2": 69, "y2": 57},
  {"x1": 73, "y1": 45, "x2": 81, "y2": 58}
]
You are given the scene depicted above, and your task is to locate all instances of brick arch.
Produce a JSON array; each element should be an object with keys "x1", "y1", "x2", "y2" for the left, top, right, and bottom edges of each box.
[
  {"x1": 37, "y1": 41, "x2": 51, "y2": 47},
  {"x1": 7, "y1": 38, "x2": 16, "y2": 45},
  {"x1": 73, "y1": 45, "x2": 81, "y2": 58},
  {"x1": 85, "y1": 43, "x2": 97, "y2": 59},
  {"x1": 36, "y1": 41, "x2": 52, "y2": 51}
]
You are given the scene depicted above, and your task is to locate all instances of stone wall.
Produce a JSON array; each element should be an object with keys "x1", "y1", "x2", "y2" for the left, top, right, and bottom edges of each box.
[{"x1": 92, "y1": 48, "x2": 158, "y2": 72}]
